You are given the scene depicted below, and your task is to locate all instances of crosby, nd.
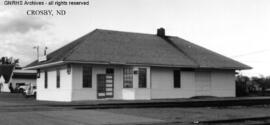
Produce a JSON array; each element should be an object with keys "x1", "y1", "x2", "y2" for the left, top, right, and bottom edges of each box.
[{"x1": 27, "y1": 10, "x2": 53, "y2": 16}]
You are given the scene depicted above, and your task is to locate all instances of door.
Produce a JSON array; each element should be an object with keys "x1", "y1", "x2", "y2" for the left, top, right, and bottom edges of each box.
[
  {"x1": 97, "y1": 74, "x2": 106, "y2": 99},
  {"x1": 195, "y1": 71, "x2": 211, "y2": 96},
  {"x1": 97, "y1": 70, "x2": 114, "y2": 99},
  {"x1": 105, "y1": 68, "x2": 114, "y2": 98}
]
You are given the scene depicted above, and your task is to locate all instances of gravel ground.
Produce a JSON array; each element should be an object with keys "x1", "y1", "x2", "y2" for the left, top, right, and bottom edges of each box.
[
  {"x1": 101, "y1": 106, "x2": 270, "y2": 124},
  {"x1": 1, "y1": 93, "x2": 270, "y2": 124}
]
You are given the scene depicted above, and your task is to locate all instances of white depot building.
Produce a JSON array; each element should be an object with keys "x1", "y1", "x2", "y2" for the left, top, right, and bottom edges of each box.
[{"x1": 25, "y1": 28, "x2": 251, "y2": 102}]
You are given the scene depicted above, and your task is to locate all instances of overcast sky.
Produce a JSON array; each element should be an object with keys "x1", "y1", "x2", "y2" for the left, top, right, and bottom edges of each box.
[{"x1": 0, "y1": 0, "x2": 270, "y2": 76}]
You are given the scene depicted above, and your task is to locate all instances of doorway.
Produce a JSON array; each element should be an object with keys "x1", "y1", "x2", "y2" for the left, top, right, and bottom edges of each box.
[
  {"x1": 195, "y1": 71, "x2": 212, "y2": 96},
  {"x1": 96, "y1": 68, "x2": 114, "y2": 99}
]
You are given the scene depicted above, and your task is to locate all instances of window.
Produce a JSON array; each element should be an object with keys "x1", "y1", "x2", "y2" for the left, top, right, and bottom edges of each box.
[
  {"x1": 174, "y1": 70, "x2": 181, "y2": 88},
  {"x1": 83, "y1": 65, "x2": 92, "y2": 88},
  {"x1": 56, "y1": 69, "x2": 60, "y2": 88},
  {"x1": 37, "y1": 69, "x2": 40, "y2": 78},
  {"x1": 123, "y1": 68, "x2": 133, "y2": 88},
  {"x1": 106, "y1": 68, "x2": 114, "y2": 74},
  {"x1": 44, "y1": 71, "x2": 48, "y2": 89},
  {"x1": 138, "y1": 68, "x2": 147, "y2": 88}
]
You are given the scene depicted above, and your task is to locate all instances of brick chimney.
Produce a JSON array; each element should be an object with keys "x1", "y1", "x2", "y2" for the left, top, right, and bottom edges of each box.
[{"x1": 157, "y1": 27, "x2": 165, "y2": 37}]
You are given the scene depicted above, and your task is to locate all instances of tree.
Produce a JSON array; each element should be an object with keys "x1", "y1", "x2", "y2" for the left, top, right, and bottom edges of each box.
[
  {"x1": 251, "y1": 76, "x2": 270, "y2": 96},
  {"x1": 0, "y1": 57, "x2": 19, "y2": 66},
  {"x1": 236, "y1": 75, "x2": 249, "y2": 97}
]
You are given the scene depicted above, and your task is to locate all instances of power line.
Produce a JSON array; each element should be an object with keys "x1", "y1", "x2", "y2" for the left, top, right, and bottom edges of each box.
[{"x1": 232, "y1": 49, "x2": 270, "y2": 58}]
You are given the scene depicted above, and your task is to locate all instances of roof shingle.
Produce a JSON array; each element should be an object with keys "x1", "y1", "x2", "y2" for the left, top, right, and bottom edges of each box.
[{"x1": 25, "y1": 29, "x2": 251, "y2": 70}]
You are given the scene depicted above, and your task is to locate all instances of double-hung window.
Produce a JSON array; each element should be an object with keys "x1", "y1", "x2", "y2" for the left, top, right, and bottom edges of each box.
[
  {"x1": 56, "y1": 69, "x2": 60, "y2": 88},
  {"x1": 83, "y1": 65, "x2": 92, "y2": 88},
  {"x1": 173, "y1": 70, "x2": 181, "y2": 88},
  {"x1": 123, "y1": 68, "x2": 133, "y2": 88},
  {"x1": 44, "y1": 71, "x2": 48, "y2": 89},
  {"x1": 138, "y1": 68, "x2": 147, "y2": 88}
]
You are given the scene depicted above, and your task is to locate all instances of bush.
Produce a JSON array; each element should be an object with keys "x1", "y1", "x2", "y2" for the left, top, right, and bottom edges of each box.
[
  {"x1": 236, "y1": 75, "x2": 270, "y2": 97},
  {"x1": 236, "y1": 76, "x2": 249, "y2": 97}
]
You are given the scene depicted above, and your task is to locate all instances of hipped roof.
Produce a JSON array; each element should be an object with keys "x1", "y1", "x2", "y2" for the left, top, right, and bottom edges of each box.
[{"x1": 25, "y1": 29, "x2": 251, "y2": 70}]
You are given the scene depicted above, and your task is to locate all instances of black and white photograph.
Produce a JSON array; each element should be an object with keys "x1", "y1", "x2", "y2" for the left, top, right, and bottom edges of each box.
[{"x1": 0, "y1": 0, "x2": 270, "y2": 124}]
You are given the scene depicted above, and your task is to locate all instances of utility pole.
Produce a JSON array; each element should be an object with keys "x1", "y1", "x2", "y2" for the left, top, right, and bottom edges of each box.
[
  {"x1": 33, "y1": 46, "x2": 39, "y2": 59},
  {"x1": 44, "y1": 46, "x2": 48, "y2": 56}
]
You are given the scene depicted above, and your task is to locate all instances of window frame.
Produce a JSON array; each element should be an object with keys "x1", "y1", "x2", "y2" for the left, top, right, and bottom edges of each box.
[
  {"x1": 44, "y1": 71, "x2": 48, "y2": 89},
  {"x1": 123, "y1": 67, "x2": 133, "y2": 88},
  {"x1": 56, "y1": 69, "x2": 60, "y2": 88},
  {"x1": 173, "y1": 70, "x2": 181, "y2": 88},
  {"x1": 82, "y1": 65, "x2": 92, "y2": 88},
  {"x1": 106, "y1": 68, "x2": 114, "y2": 74},
  {"x1": 138, "y1": 68, "x2": 147, "y2": 88}
]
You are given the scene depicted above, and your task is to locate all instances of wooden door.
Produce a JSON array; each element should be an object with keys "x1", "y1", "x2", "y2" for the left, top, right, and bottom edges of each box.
[
  {"x1": 195, "y1": 71, "x2": 211, "y2": 96},
  {"x1": 97, "y1": 74, "x2": 114, "y2": 99}
]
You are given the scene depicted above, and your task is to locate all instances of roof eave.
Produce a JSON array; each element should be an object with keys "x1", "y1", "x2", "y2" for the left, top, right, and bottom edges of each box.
[
  {"x1": 64, "y1": 60, "x2": 198, "y2": 68},
  {"x1": 66, "y1": 60, "x2": 251, "y2": 69},
  {"x1": 23, "y1": 60, "x2": 252, "y2": 70},
  {"x1": 23, "y1": 61, "x2": 65, "y2": 70},
  {"x1": 198, "y1": 66, "x2": 252, "y2": 70}
]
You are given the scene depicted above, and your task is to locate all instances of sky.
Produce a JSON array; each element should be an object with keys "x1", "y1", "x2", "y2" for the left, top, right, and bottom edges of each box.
[{"x1": 0, "y1": 0, "x2": 270, "y2": 76}]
